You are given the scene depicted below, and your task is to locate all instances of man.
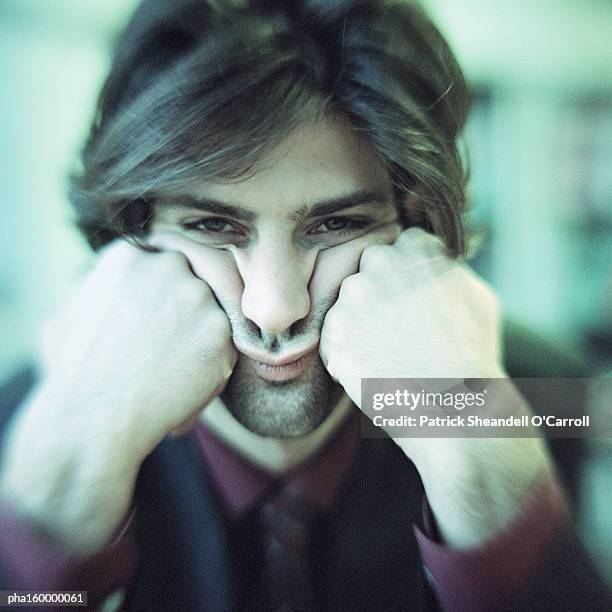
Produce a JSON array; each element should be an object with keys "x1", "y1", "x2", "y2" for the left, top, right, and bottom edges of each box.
[{"x1": 0, "y1": 1, "x2": 610, "y2": 610}]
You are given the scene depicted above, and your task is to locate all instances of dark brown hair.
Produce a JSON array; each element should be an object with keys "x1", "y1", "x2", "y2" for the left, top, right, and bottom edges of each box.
[{"x1": 70, "y1": 0, "x2": 470, "y2": 254}]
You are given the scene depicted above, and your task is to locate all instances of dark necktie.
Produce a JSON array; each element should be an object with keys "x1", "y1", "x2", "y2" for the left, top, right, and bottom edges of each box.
[{"x1": 259, "y1": 486, "x2": 323, "y2": 612}]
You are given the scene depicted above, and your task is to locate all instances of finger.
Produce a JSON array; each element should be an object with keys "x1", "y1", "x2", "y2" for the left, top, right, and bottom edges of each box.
[
  {"x1": 95, "y1": 237, "x2": 148, "y2": 262},
  {"x1": 394, "y1": 227, "x2": 447, "y2": 262},
  {"x1": 318, "y1": 306, "x2": 340, "y2": 382},
  {"x1": 309, "y1": 222, "x2": 400, "y2": 299}
]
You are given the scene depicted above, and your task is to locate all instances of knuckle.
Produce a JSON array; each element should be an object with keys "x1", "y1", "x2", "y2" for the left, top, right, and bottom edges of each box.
[
  {"x1": 157, "y1": 250, "x2": 189, "y2": 270},
  {"x1": 339, "y1": 273, "x2": 368, "y2": 301},
  {"x1": 398, "y1": 228, "x2": 445, "y2": 255},
  {"x1": 208, "y1": 306, "x2": 231, "y2": 332},
  {"x1": 208, "y1": 332, "x2": 234, "y2": 367},
  {"x1": 323, "y1": 303, "x2": 340, "y2": 327},
  {"x1": 397, "y1": 226, "x2": 429, "y2": 245},
  {"x1": 182, "y1": 280, "x2": 215, "y2": 305},
  {"x1": 360, "y1": 244, "x2": 390, "y2": 269},
  {"x1": 200, "y1": 305, "x2": 232, "y2": 341},
  {"x1": 321, "y1": 310, "x2": 341, "y2": 341},
  {"x1": 96, "y1": 240, "x2": 138, "y2": 271},
  {"x1": 468, "y1": 269, "x2": 500, "y2": 314},
  {"x1": 99, "y1": 238, "x2": 134, "y2": 259}
]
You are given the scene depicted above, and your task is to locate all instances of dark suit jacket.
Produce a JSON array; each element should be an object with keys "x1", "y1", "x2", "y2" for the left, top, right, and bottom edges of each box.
[{"x1": 1, "y1": 322, "x2": 611, "y2": 611}]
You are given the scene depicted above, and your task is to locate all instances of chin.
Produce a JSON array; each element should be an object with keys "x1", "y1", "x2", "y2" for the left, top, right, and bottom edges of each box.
[{"x1": 220, "y1": 352, "x2": 342, "y2": 438}]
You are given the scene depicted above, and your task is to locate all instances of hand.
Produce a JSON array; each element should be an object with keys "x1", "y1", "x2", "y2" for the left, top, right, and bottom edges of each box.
[
  {"x1": 320, "y1": 228, "x2": 554, "y2": 547},
  {"x1": 320, "y1": 227, "x2": 504, "y2": 401},
  {"x1": 0, "y1": 236, "x2": 236, "y2": 552}
]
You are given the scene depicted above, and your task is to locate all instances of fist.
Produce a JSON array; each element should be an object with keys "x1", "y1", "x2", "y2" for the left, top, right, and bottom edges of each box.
[
  {"x1": 38, "y1": 236, "x2": 237, "y2": 453},
  {"x1": 319, "y1": 228, "x2": 504, "y2": 407},
  {"x1": 0, "y1": 236, "x2": 237, "y2": 553}
]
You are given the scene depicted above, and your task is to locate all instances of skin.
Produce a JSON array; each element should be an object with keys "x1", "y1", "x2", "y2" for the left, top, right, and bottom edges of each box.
[
  {"x1": 149, "y1": 114, "x2": 399, "y2": 442},
  {"x1": 0, "y1": 113, "x2": 553, "y2": 555}
]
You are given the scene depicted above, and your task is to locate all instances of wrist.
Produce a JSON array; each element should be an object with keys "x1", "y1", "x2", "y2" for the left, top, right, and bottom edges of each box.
[
  {"x1": 411, "y1": 436, "x2": 554, "y2": 548},
  {"x1": 0, "y1": 387, "x2": 142, "y2": 554}
]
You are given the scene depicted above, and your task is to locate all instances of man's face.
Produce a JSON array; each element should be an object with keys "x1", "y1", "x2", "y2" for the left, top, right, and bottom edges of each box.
[{"x1": 149, "y1": 115, "x2": 401, "y2": 437}]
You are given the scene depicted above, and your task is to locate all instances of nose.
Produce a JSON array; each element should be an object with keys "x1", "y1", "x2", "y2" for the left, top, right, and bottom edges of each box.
[{"x1": 236, "y1": 241, "x2": 314, "y2": 335}]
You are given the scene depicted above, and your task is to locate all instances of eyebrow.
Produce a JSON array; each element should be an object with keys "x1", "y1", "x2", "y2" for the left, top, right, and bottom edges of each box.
[
  {"x1": 291, "y1": 190, "x2": 391, "y2": 221},
  {"x1": 157, "y1": 195, "x2": 257, "y2": 223},
  {"x1": 157, "y1": 189, "x2": 391, "y2": 223}
]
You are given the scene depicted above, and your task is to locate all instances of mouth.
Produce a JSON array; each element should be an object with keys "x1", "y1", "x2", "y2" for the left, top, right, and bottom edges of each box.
[{"x1": 237, "y1": 344, "x2": 319, "y2": 382}]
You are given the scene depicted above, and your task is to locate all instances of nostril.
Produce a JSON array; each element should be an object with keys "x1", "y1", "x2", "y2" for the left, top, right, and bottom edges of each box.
[
  {"x1": 245, "y1": 318, "x2": 263, "y2": 340},
  {"x1": 288, "y1": 316, "x2": 309, "y2": 338}
]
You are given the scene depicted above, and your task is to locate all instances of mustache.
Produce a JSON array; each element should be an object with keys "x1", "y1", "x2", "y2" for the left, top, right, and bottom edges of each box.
[{"x1": 219, "y1": 292, "x2": 338, "y2": 353}]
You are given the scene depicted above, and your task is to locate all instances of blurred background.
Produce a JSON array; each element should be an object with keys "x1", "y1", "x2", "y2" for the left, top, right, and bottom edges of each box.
[{"x1": 0, "y1": 0, "x2": 610, "y2": 584}]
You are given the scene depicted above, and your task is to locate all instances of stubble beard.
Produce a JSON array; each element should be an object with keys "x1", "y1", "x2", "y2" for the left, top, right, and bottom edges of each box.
[{"x1": 220, "y1": 349, "x2": 343, "y2": 438}]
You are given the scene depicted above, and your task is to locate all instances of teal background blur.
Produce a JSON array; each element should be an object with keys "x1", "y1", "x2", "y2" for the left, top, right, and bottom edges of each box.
[{"x1": 0, "y1": 0, "x2": 610, "y2": 582}]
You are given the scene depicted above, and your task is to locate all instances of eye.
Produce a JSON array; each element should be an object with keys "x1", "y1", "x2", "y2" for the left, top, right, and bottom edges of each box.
[
  {"x1": 183, "y1": 217, "x2": 241, "y2": 234},
  {"x1": 309, "y1": 217, "x2": 369, "y2": 234}
]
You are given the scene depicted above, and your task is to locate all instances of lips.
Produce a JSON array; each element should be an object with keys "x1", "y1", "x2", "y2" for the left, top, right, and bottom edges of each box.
[
  {"x1": 237, "y1": 343, "x2": 319, "y2": 382},
  {"x1": 254, "y1": 356, "x2": 308, "y2": 382}
]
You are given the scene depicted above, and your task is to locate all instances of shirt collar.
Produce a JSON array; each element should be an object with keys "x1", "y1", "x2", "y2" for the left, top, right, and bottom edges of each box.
[{"x1": 193, "y1": 405, "x2": 362, "y2": 519}]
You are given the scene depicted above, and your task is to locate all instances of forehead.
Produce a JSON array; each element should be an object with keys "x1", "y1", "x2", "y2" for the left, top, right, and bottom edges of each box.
[{"x1": 160, "y1": 114, "x2": 392, "y2": 218}]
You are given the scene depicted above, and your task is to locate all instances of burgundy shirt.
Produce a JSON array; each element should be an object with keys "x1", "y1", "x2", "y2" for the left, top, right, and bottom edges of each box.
[{"x1": 0, "y1": 408, "x2": 568, "y2": 611}]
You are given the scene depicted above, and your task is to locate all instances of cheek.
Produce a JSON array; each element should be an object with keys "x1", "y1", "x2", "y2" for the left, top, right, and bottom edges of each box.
[
  {"x1": 309, "y1": 222, "x2": 401, "y2": 305},
  {"x1": 166, "y1": 222, "x2": 401, "y2": 331},
  {"x1": 185, "y1": 246, "x2": 245, "y2": 315}
]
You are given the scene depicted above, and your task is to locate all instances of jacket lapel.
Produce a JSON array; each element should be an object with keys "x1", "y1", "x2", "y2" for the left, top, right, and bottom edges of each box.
[
  {"x1": 121, "y1": 424, "x2": 433, "y2": 611},
  {"x1": 122, "y1": 433, "x2": 235, "y2": 612},
  {"x1": 320, "y1": 435, "x2": 432, "y2": 611}
]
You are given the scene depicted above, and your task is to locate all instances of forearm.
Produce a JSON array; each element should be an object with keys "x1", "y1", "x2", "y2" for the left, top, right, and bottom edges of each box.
[
  {"x1": 409, "y1": 436, "x2": 554, "y2": 548},
  {"x1": 0, "y1": 502, "x2": 138, "y2": 610},
  {"x1": 401, "y1": 383, "x2": 556, "y2": 548},
  {"x1": 0, "y1": 384, "x2": 142, "y2": 555}
]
